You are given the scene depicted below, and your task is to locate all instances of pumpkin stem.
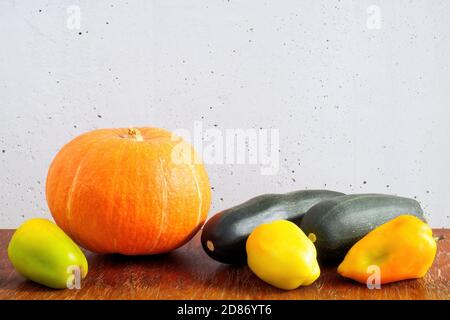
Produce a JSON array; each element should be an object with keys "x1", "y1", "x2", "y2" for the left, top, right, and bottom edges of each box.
[{"x1": 128, "y1": 127, "x2": 144, "y2": 141}]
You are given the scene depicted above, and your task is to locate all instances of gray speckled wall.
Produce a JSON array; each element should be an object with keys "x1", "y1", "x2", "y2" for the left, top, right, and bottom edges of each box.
[{"x1": 1, "y1": 0, "x2": 449, "y2": 228}]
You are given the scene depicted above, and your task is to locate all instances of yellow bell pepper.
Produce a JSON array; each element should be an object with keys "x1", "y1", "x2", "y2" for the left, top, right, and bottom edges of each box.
[
  {"x1": 8, "y1": 218, "x2": 88, "y2": 289},
  {"x1": 338, "y1": 215, "x2": 437, "y2": 285},
  {"x1": 246, "y1": 220, "x2": 320, "y2": 290}
]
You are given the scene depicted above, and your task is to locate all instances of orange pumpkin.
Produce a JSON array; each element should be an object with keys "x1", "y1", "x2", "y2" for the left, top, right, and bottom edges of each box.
[{"x1": 46, "y1": 127, "x2": 211, "y2": 255}]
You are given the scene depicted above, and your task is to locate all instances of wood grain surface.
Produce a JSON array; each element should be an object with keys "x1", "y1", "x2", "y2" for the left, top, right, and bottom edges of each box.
[{"x1": 0, "y1": 229, "x2": 449, "y2": 300}]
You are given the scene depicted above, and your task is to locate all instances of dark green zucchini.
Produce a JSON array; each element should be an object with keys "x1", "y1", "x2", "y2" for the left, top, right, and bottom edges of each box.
[
  {"x1": 299, "y1": 194, "x2": 426, "y2": 264},
  {"x1": 201, "y1": 189, "x2": 345, "y2": 264}
]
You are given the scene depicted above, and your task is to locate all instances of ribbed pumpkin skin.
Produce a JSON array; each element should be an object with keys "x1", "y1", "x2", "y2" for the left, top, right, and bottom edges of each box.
[{"x1": 46, "y1": 128, "x2": 211, "y2": 255}]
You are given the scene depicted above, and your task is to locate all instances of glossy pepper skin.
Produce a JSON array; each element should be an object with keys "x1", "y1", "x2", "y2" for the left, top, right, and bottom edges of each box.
[
  {"x1": 246, "y1": 220, "x2": 320, "y2": 290},
  {"x1": 338, "y1": 215, "x2": 436, "y2": 285},
  {"x1": 8, "y1": 218, "x2": 88, "y2": 289}
]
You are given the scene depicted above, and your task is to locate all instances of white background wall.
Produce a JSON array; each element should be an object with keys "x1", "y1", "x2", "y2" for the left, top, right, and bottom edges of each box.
[{"x1": 1, "y1": 0, "x2": 449, "y2": 228}]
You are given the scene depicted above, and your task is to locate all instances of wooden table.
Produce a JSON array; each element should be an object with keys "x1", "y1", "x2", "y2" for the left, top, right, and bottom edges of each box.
[{"x1": 0, "y1": 229, "x2": 449, "y2": 300}]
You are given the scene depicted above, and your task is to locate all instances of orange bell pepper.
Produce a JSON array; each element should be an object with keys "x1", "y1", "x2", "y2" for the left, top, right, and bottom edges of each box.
[{"x1": 337, "y1": 215, "x2": 437, "y2": 285}]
